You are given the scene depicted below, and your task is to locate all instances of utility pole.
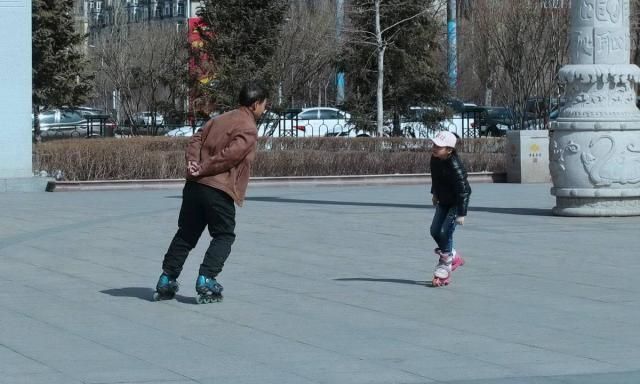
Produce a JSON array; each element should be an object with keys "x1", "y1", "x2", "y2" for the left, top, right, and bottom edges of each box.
[
  {"x1": 447, "y1": 0, "x2": 457, "y2": 94},
  {"x1": 336, "y1": 0, "x2": 345, "y2": 105}
]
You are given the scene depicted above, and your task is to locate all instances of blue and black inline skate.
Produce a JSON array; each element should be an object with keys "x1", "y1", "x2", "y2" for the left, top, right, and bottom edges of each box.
[
  {"x1": 153, "y1": 272, "x2": 179, "y2": 301},
  {"x1": 195, "y1": 275, "x2": 223, "y2": 304}
]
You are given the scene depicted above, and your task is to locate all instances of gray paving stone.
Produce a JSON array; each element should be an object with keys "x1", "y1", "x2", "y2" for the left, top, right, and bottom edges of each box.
[{"x1": 1, "y1": 183, "x2": 640, "y2": 384}]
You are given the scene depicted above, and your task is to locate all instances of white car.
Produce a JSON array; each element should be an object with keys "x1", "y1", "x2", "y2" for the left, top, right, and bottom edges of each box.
[
  {"x1": 165, "y1": 126, "x2": 199, "y2": 137},
  {"x1": 257, "y1": 112, "x2": 283, "y2": 137},
  {"x1": 259, "y1": 107, "x2": 355, "y2": 137},
  {"x1": 400, "y1": 106, "x2": 476, "y2": 138},
  {"x1": 165, "y1": 120, "x2": 206, "y2": 137}
]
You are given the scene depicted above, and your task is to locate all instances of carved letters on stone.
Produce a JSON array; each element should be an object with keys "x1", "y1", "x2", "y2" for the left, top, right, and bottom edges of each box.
[{"x1": 572, "y1": 0, "x2": 630, "y2": 63}]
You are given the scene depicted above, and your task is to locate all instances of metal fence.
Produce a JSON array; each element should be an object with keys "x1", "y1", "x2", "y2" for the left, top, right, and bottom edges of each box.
[
  {"x1": 258, "y1": 111, "x2": 483, "y2": 139},
  {"x1": 33, "y1": 111, "x2": 486, "y2": 141}
]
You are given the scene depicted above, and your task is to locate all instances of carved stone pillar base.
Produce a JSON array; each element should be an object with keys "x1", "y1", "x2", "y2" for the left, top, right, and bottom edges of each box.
[
  {"x1": 550, "y1": 127, "x2": 640, "y2": 216},
  {"x1": 553, "y1": 196, "x2": 640, "y2": 216}
]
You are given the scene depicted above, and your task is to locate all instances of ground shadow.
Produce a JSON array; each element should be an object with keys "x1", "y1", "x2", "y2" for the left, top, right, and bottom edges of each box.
[
  {"x1": 469, "y1": 206, "x2": 552, "y2": 216},
  {"x1": 246, "y1": 196, "x2": 551, "y2": 216},
  {"x1": 100, "y1": 287, "x2": 196, "y2": 304},
  {"x1": 248, "y1": 197, "x2": 430, "y2": 209},
  {"x1": 334, "y1": 277, "x2": 429, "y2": 287}
]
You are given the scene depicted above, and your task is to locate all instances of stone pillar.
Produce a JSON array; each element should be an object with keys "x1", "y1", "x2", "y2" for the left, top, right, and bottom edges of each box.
[
  {"x1": 0, "y1": 0, "x2": 45, "y2": 192},
  {"x1": 550, "y1": 0, "x2": 640, "y2": 216}
]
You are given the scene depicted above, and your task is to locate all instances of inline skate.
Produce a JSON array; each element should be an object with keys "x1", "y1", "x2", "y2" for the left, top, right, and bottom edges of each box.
[
  {"x1": 195, "y1": 275, "x2": 224, "y2": 304},
  {"x1": 431, "y1": 248, "x2": 465, "y2": 287},
  {"x1": 153, "y1": 272, "x2": 179, "y2": 301}
]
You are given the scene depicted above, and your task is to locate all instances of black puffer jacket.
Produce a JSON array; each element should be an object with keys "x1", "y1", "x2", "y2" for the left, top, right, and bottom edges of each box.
[{"x1": 430, "y1": 152, "x2": 471, "y2": 216}]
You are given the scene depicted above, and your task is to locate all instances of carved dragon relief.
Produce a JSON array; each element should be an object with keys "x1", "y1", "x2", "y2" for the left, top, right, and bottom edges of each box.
[
  {"x1": 580, "y1": 135, "x2": 640, "y2": 186},
  {"x1": 551, "y1": 140, "x2": 581, "y2": 172},
  {"x1": 552, "y1": 135, "x2": 640, "y2": 187}
]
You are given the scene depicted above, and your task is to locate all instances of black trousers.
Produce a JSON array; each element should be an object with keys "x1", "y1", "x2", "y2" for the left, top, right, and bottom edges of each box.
[{"x1": 162, "y1": 181, "x2": 236, "y2": 279}]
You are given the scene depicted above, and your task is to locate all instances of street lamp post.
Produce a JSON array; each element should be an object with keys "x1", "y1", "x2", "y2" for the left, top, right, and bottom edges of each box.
[
  {"x1": 447, "y1": 0, "x2": 457, "y2": 94},
  {"x1": 336, "y1": 0, "x2": 345, "y2": 105}
]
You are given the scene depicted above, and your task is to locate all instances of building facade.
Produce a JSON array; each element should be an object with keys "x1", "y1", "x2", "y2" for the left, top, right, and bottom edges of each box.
[{"x1": 74, "y1": 1, "x2": 202, "y2": 39}]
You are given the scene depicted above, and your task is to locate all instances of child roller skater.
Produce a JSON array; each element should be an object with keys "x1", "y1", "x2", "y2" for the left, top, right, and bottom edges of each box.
[
  {"x1": 429, "y1": 131, "x2": 471, "y2": 287},
  {"x1": 153, "y1": 81, "x2": 269, "y2": 303}
]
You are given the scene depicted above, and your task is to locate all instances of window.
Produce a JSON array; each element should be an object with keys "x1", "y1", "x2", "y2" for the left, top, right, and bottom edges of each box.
[
  {"x1": 298, "y1": 110, "x2": 318, "y2": 120},
  {"x1": 59, "y1": 111, "x2": 84, "y2": 125},
  {"x1": 38, "y1": 112, "x2": 55, "y2": 125},
  {"x1": 318, "y1": 109, "x2": 339, "y2": 120}
]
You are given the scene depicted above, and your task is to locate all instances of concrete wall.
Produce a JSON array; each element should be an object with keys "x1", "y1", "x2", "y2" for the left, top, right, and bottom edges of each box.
[{"x1": 0, "y1": 0, "x2": 32, "y2": 179}]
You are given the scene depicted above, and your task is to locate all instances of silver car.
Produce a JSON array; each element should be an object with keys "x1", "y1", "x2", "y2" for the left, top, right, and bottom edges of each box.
[{"x1": 33, "y1": 108, "x2": 116, "y2": 138}]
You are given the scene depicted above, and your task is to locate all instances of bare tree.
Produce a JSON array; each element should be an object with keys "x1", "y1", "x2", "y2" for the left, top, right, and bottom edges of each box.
[
  {"x1": 271, "y1": 2, "x2": 342, "y2": 108},
  {"x1": 346, "y1": 0, "x2": 444, "y2": 135},
  {"x1": 468, "y1": 0, "x2": 569, "y2": 125},
  {"x1": 89, "y1": 3, "x2": 189, "y2": 132}
]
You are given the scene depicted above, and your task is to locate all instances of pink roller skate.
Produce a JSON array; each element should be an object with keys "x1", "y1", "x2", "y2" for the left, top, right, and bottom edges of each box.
[{"x1": 431, "y1": 249, "x2": 465, "y2": 287}]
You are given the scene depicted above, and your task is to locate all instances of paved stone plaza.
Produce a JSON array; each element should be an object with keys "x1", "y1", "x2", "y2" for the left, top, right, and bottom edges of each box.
[{"x1": 1, "y1": 183, "x2": 640, "y2": 384}]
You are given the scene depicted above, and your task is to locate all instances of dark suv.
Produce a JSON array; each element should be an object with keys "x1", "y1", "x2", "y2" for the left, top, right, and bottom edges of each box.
[
  {"x1": 34, "y1": 108, "x2": 117, "y2": 139},
  {"x1": 478, "y1": 107, "x2": 515, "y2": 137}
]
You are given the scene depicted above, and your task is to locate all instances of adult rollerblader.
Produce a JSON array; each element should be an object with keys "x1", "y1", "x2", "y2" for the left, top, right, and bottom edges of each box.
[{"x1": 153, "y1": 81, "x2": 269, "y2": 302}]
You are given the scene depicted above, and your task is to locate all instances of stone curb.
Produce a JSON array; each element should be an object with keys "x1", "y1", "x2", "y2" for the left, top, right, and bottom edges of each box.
[{"x1": 46, "y1": 172, "x2": 506, "y2": 192}]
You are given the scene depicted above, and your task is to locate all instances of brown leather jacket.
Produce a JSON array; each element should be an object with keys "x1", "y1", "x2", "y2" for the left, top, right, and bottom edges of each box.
[{"x1": 185, "y1": 107, "x2": 258, "y2": 206}]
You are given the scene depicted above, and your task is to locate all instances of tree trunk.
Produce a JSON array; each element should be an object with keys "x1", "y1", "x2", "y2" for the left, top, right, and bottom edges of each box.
[
  {"x1": 33, "y1": 104, "x2": 41, "y2": 144},
  {"x1": 375, "y1": 0, "x2": 385, "y2": 136},
  {"x1": 484, "y1": 87, "x2": 492, "y2": 106}
]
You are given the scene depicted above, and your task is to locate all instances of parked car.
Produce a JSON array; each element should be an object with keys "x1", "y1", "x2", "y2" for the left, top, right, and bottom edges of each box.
[
  {"x1": 477, "y1": 107, "x2": 543, "y2": 136},
  {"x1": 33, "y1": 108, "x2": 117, "y2": 138},
  {"x1": 259, "y1": 107, "x2": 356, "y2": 137},
  {"x1": 477, "y1": 107, "x2": 514, "y2": 137},
  {"x1": 133, "y1": 111, "x2": 164, "y2": 126},
  {"x1": 164, "y1": 120, "x2": 206, "y2": 137},
  {"x1": 325, "y1": 129, "x2": 371, "y2": 138},
  {"x1": 398, "y1": 105, "x2": 477, "y2": 138},
  {"x1": 257, "y1": 111, "x2": 286, "y2": 137}
]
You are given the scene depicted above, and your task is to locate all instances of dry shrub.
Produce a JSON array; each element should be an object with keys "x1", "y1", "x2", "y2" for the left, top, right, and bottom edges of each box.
[
  {"x1": 35, "y1": 137, "x2": 505, "y2": 180},
  {"x1": 36, "y1": 138, "x2": 187, "y2": 180}
]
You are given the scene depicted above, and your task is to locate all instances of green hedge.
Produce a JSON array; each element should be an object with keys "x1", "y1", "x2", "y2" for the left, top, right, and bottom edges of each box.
[{"x1": 34, "y1": 137, "x2": 505, "y2": 181}]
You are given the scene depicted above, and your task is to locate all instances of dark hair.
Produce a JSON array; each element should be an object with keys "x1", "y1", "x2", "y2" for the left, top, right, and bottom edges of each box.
[{"x1": 238, "y1": 80, "x2": 269, "y2": 107}]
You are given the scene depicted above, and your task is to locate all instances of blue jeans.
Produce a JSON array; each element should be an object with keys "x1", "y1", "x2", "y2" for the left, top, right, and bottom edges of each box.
[{"x1": 430, "y1": 204, "x2": 457, "y2": 253}]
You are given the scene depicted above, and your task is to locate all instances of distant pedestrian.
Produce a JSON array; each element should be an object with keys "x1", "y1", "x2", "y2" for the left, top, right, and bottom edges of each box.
[
  {"x1": 429, "y1": 131, "x2": 471, "y2": 287},
  {"x1": 153, "y1": 80, "x2": 269, "y2": 303}
]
